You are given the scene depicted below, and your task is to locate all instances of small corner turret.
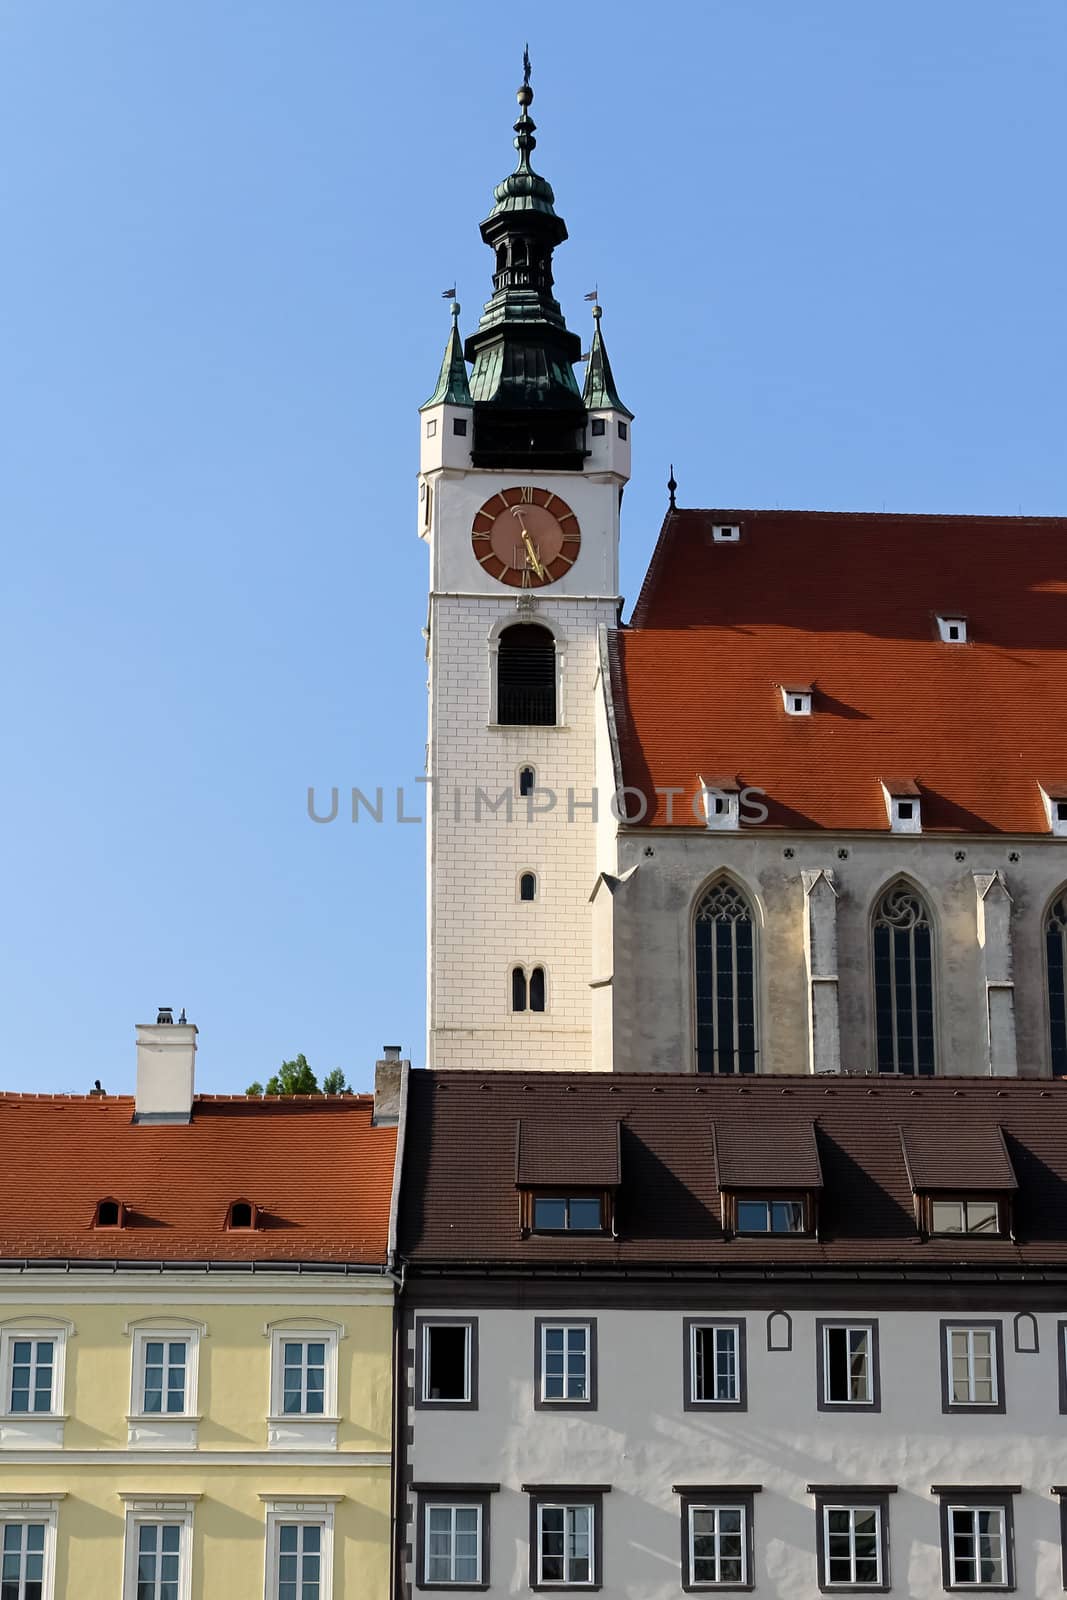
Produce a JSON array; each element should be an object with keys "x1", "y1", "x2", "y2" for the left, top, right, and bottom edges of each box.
[
  {"x1": 420, "y1": 299, "x2": 474, "y2": 484},
  {"x1": 581, "y1": 302, "x2": 632, "y2": 482}
]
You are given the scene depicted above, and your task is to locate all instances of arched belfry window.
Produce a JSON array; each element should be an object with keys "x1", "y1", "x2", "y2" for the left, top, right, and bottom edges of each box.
[
  {"x1": 872, "y1": 882, "x2": 936, "y2": 1075},
  {"x1": 694, "y1": 880, "x2": 757, "y2": 1074},
  {"x1": 497, "y1": 624, "x2": 556, "y2": 726},
  {"x1": 1046, "y1": 893, "x2": 1067, "y2": 1077}
]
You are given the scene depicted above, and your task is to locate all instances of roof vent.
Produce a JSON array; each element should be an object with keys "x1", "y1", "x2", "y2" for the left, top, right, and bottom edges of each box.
[
  {"x1": 93, "y1": 1198, "x2": 125, "y2": 1229},
  {"x1": 226, "y1": 1200, "x2": 257, "y2": 1231},
  {"x1": 697, "y1": 774, "x2": 741, "y2": 832},
  {"x1": 936, "y1": 615, "x2": 967, "y2": 644},
  {"x1": 781, "y1": 685, "x2": 813, "y2": 716},
  {"x1": 156, "y1": 1006, "x2": 174, "y2": 1025},
  {"x1": 881, "y1": 779, "x2": 922, "y2": 834},
  {"x1": 1039, "y1": 784, "x2": 1067, "y2": 837},
  {"x1": 712, "y1": 523, "x2": 741, "y2": 544}
]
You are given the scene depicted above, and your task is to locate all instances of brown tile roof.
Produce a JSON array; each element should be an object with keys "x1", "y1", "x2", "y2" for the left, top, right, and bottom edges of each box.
[
  {"x1": 397, "y1": 1072, "x2": 1067, "y2": 1271},
  {"x1": 613, "y1": 508, "x2": 1067, "y2": 832},
  {"x1": 900, "y1": 1124, "x2": 1018, "y2": 1191},
  {"x1": 516, "y1": 1117, "x2": 621, "y2": 1186},
  {"x1": 0, "y1": 1094, "x2": 396, "y2": 1265},
  {"x1": 712, "y1": 1121, "x2": 823, "y2": 1189}
]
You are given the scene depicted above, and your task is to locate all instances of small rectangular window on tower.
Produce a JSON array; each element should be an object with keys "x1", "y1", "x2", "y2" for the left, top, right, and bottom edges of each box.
[
  {"x1": 452, "y1": 416, "x2": 468, "y2": 436},
  {"x1": 591, "y1": 418, "x2": 606, "y2": 437},
  {"x1": 617, "y1": 420, "x2": 628, "y2": 440}
]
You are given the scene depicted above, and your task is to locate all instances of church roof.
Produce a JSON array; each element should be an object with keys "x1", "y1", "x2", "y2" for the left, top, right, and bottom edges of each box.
[
  {"x1": 611, "y1": 506, "x2": 1067, "y2": 832},
  {"x1": 0, "y1": 1093, "x2": 396, "y2": 1265},
  {"x1": 397, "y1": 1072, "x2": 1067, "y2": 1271}
]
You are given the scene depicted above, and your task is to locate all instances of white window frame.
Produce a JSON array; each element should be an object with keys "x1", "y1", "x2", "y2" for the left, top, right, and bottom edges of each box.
[
  {"x1": 688, "y1": 1501, "x2": 748, "y2": 1587},
  {"x1": 822, "y1": 1324, "x2": 875, "y2": 1406},
  {"x1": 423, "y1": 1501, "x2": 483, "y2": 1586},
  {"x1": 882, "y1": 785, "x2": 922, "y2": 834},
  {"x1": 781, "y1": 687, "x2": 813, "y2": 716},
  {"x1": 0, "y1": 1496, "x2": 62, "y2": 1600},
  {"x1": 539, "y1": 1323, "x2": 590, "y2": 1404},
  {"x1": 698, "y1": 783, "x2": 740, "y2": 832},
  {"x1": 120, "y1": 1496, "x2": 196, "y2": 1600},
  {"x1": 936, "y1": 615, "x2": 968, "y2": 644},
  {"x1": 946, "y1": 1503, "x2": 1006, "y2": 1588},
  {"x1": 536, "y1": 1501, "x2": 595, "y2": 1586},
  {"x1": 690, "y1": 1323, "x2": 741, "y2": 1405},
  {"x1": 418, "y1": 1319, "x2": 474, "y2": 1407},
  {"x1": 821, "y1": 1502, "x2": 883, "y2": 1588},
  {"x1": 947, "y1": 1326, "x2": 998, "y2": 1407},
  {"x1": 126, "y1": 1320, "x2": 204, "y2": 1449},
  {"x1": 712, "y1": 524, "x2": 741, "y2": 543},
  {"x1": 0, "y1": 1320, "x2": 72, "y2": 1449},
  {"x1": 265, "y1": 1321, "x2": 342, "y2": 1451},
  {"x1": 261, "y1": 1497, "x2": 339, "y2": 1600}
]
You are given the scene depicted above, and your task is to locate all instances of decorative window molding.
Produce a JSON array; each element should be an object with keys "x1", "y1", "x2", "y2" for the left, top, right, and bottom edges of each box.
[
  {"x1": 682, "y1": 1321, "x2": 747, "y2": 1413},
  {"x1": 678, "y1": 1490, "x2": 756, "y2": 1591},
  {"x1": 872, "y1": 881, "x2": 936, "y2": 1076},
  {"x1": 766, "y1": 1312, "x2": 792, "y2": 1353},
  {"x1": 534, "y1": 1321, "x2": 597, "y2": 1412},
  {"x1": 1012, "y1": 1312, "x2": 1038, "y2": 1355},
  {"x1": 936, "y1": 615, "x2": 968, "y2": 644},
  {"x1": 126, "y1": 1320, "x2": 204, "y2": 1450},
  {"x1": 0, "y1": 1496, "x2": 62, "y2": 1600},
  {"x1": 119, "y1": 1496, "x2": 196, "y2": 1600},
  {"x1": 414, "y1": 1318, "x2": 478, "y2": 1412},
  {"x1": 265, "y1": 1321, "x2": 341, "y2": 1451},
  {"x1": 694, "y1": 877, "x2": 758, "y2": 1073},
  {"x1": 939, "y1": 1321, "x2": 1005, "y2": 1414},
  {"x1": 414, "y1": 1487, "x2": 495, "y2": 1590},
  {"x1": 816, "y1": 1321, "x2": 881, "y2": 1413},
  {"x1": 933, "y1": 1488, "x2": 1015, "y2": 1591},
  {"x1": 261, "y1": 1496, "x2": 340, "y2": 1600},
  {"x1": 525, "y1": 1486, "x2": 607, "y2": 1591},
  {"x1": 811, "y1": 1488, "x2": 893, "y2": 1593},
  {"x1": 0, "y1": 1320, "x2": 72, "y2": 1450}
]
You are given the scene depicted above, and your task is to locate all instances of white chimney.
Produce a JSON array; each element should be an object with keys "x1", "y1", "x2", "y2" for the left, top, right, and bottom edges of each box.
[{"x1": 135, "y1": 1007, "x2": 197, "y2": 1123}]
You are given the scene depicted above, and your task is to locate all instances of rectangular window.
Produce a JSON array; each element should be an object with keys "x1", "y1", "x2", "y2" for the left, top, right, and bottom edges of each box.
[
  {"x1": 275, "y1": 1524, "x2": 320, "y2": 1600},
  {"x1": 941, "y1": 1322, "x2": 1004, "y2": 1412},
  {"x1": 282, "y1": 1341, "x2": 326, "y2": 1416},
  {"x1": 929, "y1": 1199, "x2": 1000, "y2": 1235},
  {"x1": 452, "y1": 417, "x2": 467, "y2": 437},
  {"x1": 617, "y1": 421, "x2": 628, "y2": 440},
  {"x1": 537, "y1": 1503, "x2": 594, "y2": 1586},
  {"x1": 134, "y1": 1523, "x2": 182, "y2": 1600},
  {"x1": 735, "y1": 1198, "x2": 806, "y2": 1234},
  {"x1": 822, "y1": 1504, "x2": 882, "y2": 1587},
  {"x1": 7, "y1": 1341, "x2": 53, "y2": 1415},
  {"x1": 684, "y1": 1321, "x2": 746, "y2": 1410},
  {"x1": 142, "y1": 1342, "x2": 187, "y2": 1416},
  {"x1": 689, "y1": 1504, "x2": 746, "y2": 1587},
  {"x1": 818, "y1": 1323, "x2": 879, "y2": 1410},
  {"x1": 535, "y1": 1321, "x2": 597, "y2": 1409},
  {"x1": 945, "y1": 1503, "x2": 1010, "y2": 1588},
  {"x1": 424, "y1": 1504, "x2": 482, "y2": 1585},
  {"x1": 532, "y1": 1197, "x2": 603, "y2": 1233},
  {"x1": 591, "y1": 418, "x2": 606, "y2": 437},
  {"x1": 1, "y1": 1521, "x2": 46, "y2": 1599},
  {"x1": 416, "y1": 1320, "x2": 477, "y2": 1408}
]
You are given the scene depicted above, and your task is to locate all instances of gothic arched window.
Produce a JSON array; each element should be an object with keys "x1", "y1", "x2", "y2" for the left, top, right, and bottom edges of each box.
[
  {"x1": 694, "y1": 880, "x2": 757, "y2": 1074},
  {"x1": 497, "y1": 624, "x2": 556, "y2": 726},
  {"x1": 872, "y1": 883, "x2": 936, "y2": 1075},
  {"x1": 1046, "y1": 893, "x2": 1067, "y2": 1077}
]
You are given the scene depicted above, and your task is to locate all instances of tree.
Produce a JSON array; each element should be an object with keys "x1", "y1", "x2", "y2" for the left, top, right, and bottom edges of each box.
[
  {"x1": 263, "y1": 1054, "x2": 319, "y2": 1096},
  {"x1": 245, "y1": 1080, "x2": 264, "y2": 1097},
  {"x1": 321, "y1": 1067, "x2": 351, "y2": 1095}
]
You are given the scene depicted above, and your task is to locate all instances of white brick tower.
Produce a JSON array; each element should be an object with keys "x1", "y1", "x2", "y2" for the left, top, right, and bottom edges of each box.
[{"x1": 419, "y1": 60, "x2": 631, "y2": 1070}]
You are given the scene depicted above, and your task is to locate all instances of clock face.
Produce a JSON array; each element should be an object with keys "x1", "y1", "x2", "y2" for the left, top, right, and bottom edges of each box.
[{"x1": 471, "y1": 487, "x2": 581, "y2": 587}]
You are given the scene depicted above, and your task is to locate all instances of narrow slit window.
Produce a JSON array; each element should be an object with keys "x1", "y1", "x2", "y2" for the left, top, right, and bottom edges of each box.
[
  {"x1": 518, "y1": 766, "x2": 536, "y2": 797},
  {"x1": 512, "y1": 967, "x2": 528, "y2": 1012},
  {"x1": 519, "y1": 872, "x2": 537, "y2": 902},
  {"x1": 529, "y1": 967, "x2": 546, "y2": 1012}
]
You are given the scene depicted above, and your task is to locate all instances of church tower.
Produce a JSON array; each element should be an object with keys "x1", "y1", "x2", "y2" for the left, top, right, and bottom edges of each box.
[{"x1": 418, "y1": 59, "x2": 631, "y2": 1070}]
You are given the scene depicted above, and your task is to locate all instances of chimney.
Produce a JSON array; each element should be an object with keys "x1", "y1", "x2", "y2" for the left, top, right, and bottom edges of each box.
[
  {"x1": 135, "y1": 1008, "x2": 197, "y2": 1124},
  {"x1": 373, "y1": 1044, "x2": 407, "y2": 1127}
]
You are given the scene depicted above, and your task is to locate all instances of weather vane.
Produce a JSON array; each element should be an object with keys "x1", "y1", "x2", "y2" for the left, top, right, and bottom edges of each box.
[{"x1": 523, "y1": 44, "x2": 531, "y2": 89}]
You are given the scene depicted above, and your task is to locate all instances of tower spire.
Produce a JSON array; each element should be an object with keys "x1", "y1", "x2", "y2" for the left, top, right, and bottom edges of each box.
[
  {"x1": 581, "y1": 303, "x2": 633, "y2": 419},
  {"x1": 421, "y1": 299, "x2": 473, "y2": 410}
]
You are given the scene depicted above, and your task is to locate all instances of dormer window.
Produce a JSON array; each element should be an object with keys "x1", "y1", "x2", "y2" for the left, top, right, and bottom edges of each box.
[
  {"x1": 781, "y1": 686, "x2": 813, "y2": 716},
  {"x1": 93, "y1": 1198, "x2": 125, "y2": 1229},
  {"x1": 735, "y1": 1197, "x2": 809, "y2": 1234},
  {"x1": 936, "y1": 615, "x2": 968, "y2": 643},
  {"x1": 928, "y1": 1197, "x2": 1002, "y2": 1236},
  {"x1": 712, "y1": 523, "x2": 741, "y2": 543},
  {"x1": 714, "y1": 1120, "x2": 823, "y2": 1239},
  {"x1": 226, "y1": 1200, "x2": 258, "y2": 1231},
  {"x1": 1039, "y1": 785, "x2": 1067, "y2": 837},
  {"x1": 532, "y1": 1195, "x2": 604, "y2": 1233},
  {"x1": 699, "y1": 777, "x2": 740, "y2": 832},
  {"x1": 882, "y1": 780, "x2": 922, "y2": 834},
  {"x1": 900, "y1": 1127, "x2": 1017, "y2": 1237}
]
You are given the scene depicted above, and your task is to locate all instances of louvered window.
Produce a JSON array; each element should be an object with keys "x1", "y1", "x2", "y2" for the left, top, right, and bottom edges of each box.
[
  {"x1": 694, "y1": 881, "x2": 757, "y2": 1074},
  {"x1": 497, "y1": 625, "x2": 556, "y2": 726},
  {"x1": 873, "y1": 884, "x2": 935, "y2": 1074}
]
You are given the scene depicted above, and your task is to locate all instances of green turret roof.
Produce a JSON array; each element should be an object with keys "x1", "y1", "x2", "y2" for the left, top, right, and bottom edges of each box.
[
  {"x1": 581, "y1": 305, "x2": 632, "y2": 418},
  {"x1": 421, "y1": 301, "x2": 473, "y2": 410}
]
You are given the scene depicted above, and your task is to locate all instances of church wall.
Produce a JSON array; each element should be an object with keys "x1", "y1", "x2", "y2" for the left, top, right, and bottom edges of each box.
[{"x1": 608, "y1": 829, "x2": 1067, "y2": 1075}]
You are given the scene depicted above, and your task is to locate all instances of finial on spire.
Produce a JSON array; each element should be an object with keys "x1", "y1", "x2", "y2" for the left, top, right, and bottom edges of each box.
[{"x1": 668, "y1": 465, "x2": 678, "y2": 510}]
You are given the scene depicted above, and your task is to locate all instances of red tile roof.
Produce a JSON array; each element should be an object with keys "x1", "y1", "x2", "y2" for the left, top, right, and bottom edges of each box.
[
  {"x1": 398, "y1": 1072, "x2": 1067, "y2": 1271},
  {"x1": 614, "y1": 508, "x2": 1067, "y2": 832},
  {"x1": 0, "y1": 1094, "x2": 396, "y2": 1265}
]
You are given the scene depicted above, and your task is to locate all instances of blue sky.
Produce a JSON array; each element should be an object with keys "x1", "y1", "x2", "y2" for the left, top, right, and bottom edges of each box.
[{"x1": 1, "y1": 1, "x2": 1064, "y2": 1096}]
